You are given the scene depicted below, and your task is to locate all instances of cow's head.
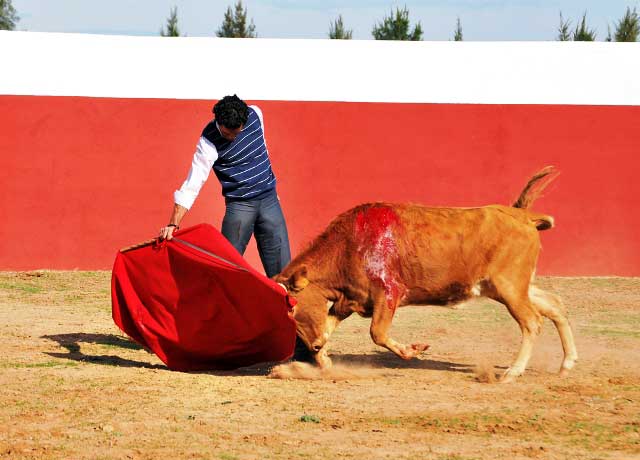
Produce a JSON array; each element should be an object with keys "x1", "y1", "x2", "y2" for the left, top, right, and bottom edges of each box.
[{"x1": 274, "y1": 265, "x2": 338, "y2": 367}]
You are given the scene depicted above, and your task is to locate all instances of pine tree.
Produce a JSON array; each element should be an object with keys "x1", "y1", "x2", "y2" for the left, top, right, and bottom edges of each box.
[
  {"x1": 557, "y1": 12, "x2": 571, "y2": 41},
  {"x1": 372, "y1": 7, "x2": 423, "y2": 41},
  {"x1": 454, "y1": 16, "x2": 463, "y2": 41},
  {"x1": 606, "y1": 24, "x2": 612, "y2": 42},
  {"x1": 160, "y1": 6, "x2": 180, "y2": 37},
  {"x1": 0, "y1": 0, "x2": 19, "y2": 30},
  {"x1": 329, "y1": 15, "x2": 353, "y2": 39},
  {"x1": 614, "y1": 7, "x2": 639, "y2": 42},
  {"x1": 573, "y1": 12, "x2": 596, "y2": 41},
  {"x1": 216, "y1": 1, "x2": 257, "y2": 38}
]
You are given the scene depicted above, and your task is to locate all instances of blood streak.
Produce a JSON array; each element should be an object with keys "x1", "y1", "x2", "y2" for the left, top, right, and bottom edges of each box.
[{"x1": 354, "y1": 206, "x2": 405, "y2": 309}]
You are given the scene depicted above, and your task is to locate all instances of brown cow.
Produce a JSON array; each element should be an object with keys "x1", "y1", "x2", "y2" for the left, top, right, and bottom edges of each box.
[{"x1": 275, "y1": 167, "x2": 578, "y2": 382}]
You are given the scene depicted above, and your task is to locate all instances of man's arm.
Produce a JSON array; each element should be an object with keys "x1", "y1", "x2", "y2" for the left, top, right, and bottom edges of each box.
[
  {"x1": 159, "y1": 136, "x2": 218, "y2": 240},
  {"x1": 251, "y1": 105, "x2": 265, "y2": 137}
]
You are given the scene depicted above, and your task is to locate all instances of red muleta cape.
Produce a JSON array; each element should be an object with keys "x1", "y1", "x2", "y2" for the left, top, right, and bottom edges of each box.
[{"x1": 111, "y1": 223, "x2": 297, "y2": 371}]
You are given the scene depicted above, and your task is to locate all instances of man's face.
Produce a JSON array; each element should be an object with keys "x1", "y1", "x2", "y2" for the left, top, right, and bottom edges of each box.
[{"x1": 219, "y1": 124, "x2": 244, "y2": 141}]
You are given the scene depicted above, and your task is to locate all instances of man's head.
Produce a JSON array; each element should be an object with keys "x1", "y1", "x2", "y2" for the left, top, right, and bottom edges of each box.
[{"x1": 213, "y1": 95, "x2": 248, "y2": 141}]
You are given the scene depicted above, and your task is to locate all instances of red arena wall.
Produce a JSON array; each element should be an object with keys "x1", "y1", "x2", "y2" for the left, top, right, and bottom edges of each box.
[{"x1": 1, "y1": 33, "x2": 639, "y2": 275}]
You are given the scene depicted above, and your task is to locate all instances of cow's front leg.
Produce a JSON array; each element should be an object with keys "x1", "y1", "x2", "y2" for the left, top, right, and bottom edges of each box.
[{"x1": 369, "y1": 292, "x2": 429, "y2": 360}]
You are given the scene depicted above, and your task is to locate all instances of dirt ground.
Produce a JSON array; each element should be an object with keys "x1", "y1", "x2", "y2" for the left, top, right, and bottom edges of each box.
[{"x1": 0, "y1": 272, "x2": 639, "y2": 460}]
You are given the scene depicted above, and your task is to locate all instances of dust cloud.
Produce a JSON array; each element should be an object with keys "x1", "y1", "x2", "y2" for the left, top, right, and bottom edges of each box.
[
  {"x1": 268, "y1": 361, "x2": 383, "y2": 380},
  {"x1": 473, "y1": 362, "x2": 498, "y2": 383}
]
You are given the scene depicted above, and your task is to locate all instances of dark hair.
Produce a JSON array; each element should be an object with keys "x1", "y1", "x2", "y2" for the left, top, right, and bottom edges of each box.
[{"x1": 213, "y1": 95, "x2": 249, "y2": 129}]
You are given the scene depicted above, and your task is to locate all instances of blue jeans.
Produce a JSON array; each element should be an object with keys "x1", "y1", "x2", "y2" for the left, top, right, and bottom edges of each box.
[
  {"x1": 222, "y1": 190, "x2": 312, "y2": 362},
  {"x1": 221, "y1": 189, "x2": 291, "y2": 278}
]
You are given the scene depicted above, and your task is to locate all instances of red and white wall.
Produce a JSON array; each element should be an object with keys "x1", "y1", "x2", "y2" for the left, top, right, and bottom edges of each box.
[{"x1": 1, "y1": 31, "x2": 639, "y2": 275}]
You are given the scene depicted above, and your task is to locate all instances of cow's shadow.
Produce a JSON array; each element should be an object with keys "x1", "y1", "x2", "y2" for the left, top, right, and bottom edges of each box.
[
  {"x1": 41, "y1": 333, "x2": 167, "y2": 370},
  {"x1": 332, "y1": 351, "x2": 476, "y2": 373},
  {"x1": 208, "y1": 353, "x2": 479, "y2": 377}
]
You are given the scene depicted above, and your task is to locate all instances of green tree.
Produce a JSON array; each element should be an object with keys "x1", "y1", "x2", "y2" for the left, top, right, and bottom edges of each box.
[
  {"x1": 614, "y1": 7, "x2": 639, "y2": 42},
  {"x1": 160, "y1": 6, "x2": 180, "y2": 37},
  {"x1": 329, "y1": 15, "x2": 352, "y2": 39},
  {"x1": 453, "y1": 16, "x2": 463, "y2": 41},
  {"x1": 216, "y1": 1, "x2": 256, "y2": 38},
  {"x1": 573, "y1": 12, "x2": 596, "y2": 41},
  {"x1": 372, "y1": 7, "x2": 422, "y2": 41},
  {"x1": 0, "y1": 0, "x2": 19, "y2": 30},
  {"x1": 557, "y1": 12, "x2": 571, "y2": 41}
]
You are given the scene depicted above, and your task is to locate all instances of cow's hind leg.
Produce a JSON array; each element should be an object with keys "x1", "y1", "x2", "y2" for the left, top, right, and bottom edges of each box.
[
  {"x1": 529, "y1": 285, "x2": 578, "y2": 376},
  {"x1": 369, "y1": 291, "x2": 429, "y2": 360},
  {"x1": 489, "y1": 278, "x2": 543, "y2": 383}
]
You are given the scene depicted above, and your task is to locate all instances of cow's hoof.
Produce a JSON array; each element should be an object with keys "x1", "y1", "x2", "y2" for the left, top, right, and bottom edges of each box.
[
  {"x1": 398, "y1": 343, "x2": 429, "y2": 360},
  {"x1": 410, "y1": 342, "x2": 430, "y2": 353},
  {"x1": 559, "y1": 356, "x2": 577, "y2": 377},
  {"x1": 498, "y1": 374, "x2": 516, "y2": 384},
  {"x1": 499, "y1": 368, "x2": 522, "y2": 384},
  {"x1": 399, "y1": 342, "x2": 429, "y2": 360}
]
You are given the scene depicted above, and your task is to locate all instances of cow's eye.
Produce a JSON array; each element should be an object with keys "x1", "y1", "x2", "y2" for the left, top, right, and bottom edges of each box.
[{"x1": 290, "y1": 283, "x2": 309, "y2": 294}]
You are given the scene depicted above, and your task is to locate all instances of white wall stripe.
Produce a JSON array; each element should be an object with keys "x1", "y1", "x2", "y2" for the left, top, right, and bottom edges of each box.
[{"x1": 1, "y1": 31, "x2": 639, "y2": 106}]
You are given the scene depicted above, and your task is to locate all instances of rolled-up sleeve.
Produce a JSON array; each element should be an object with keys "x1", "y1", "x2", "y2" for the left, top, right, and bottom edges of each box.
[{"x1": 174, "y1": 136, "x2": 218, "y2": 210}]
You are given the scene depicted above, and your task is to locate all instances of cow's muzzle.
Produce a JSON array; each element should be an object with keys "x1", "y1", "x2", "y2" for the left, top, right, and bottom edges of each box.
[{"x1": 311, "y1": 336, "x2": 327, "y2": 352}]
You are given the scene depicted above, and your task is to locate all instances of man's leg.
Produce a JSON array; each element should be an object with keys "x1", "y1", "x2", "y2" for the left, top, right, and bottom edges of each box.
[
  {"x1": 254, "y1": 192, "x2": 313, "y2": 363},
  {"x1": 220, "y1": 200, "x2": 258, "y2": 256},
  {"x1": 253, "y1": 192, "x2": 291, "y2": 278}
]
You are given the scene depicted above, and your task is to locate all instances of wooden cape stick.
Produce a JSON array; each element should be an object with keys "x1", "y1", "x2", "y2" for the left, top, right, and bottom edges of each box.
[{"x1": 120, "y1": 238, "x2": 158, "y2": 253}]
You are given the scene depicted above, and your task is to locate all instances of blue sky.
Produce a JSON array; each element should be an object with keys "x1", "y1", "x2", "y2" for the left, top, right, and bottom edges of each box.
[{"x1": 12, "y1": 0, "x2": 640, "y2": 40}]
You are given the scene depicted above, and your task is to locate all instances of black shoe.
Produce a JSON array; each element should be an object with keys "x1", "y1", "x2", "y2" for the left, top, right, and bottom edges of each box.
[{"x1": 291, "y1": 335, "x2": 315, "y2": 364}]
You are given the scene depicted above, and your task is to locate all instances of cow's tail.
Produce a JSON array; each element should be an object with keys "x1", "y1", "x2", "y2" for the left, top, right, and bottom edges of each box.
[{"x1": 512, "y1": 166, "x2": 559, "y2": 231}]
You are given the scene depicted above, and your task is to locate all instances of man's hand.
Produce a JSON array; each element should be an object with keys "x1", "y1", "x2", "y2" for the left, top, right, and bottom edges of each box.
[
  {"x1": 159, "y1": 225, "x2": 177, "y2": 241},
  {"x1": 159, "y1": 204, "x2": 188, "y2": 240}
]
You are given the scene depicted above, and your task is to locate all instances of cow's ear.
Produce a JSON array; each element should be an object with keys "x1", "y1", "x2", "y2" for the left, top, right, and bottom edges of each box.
[{"x1": 289, "y1": 266, "x2": 309, "y2": 292}]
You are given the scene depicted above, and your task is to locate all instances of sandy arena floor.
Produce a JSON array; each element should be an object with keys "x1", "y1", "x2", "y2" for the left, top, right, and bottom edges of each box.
[{"x1": 0, "y1": 272, "x2": 639, "y2": 460}]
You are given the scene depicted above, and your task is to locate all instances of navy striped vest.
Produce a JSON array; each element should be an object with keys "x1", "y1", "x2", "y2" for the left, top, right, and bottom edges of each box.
[{"x1": 202, "y1": 107, "x2": 276, "y2": 201}]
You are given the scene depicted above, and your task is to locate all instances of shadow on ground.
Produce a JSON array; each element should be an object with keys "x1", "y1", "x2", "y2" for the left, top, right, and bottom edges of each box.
[
  {"x1": 39, "y1": 334, "x2": 486, "y2": 377},
  {"x1": 41, "y1": 333, "x2": 167, "y2": 370},
  {"x1": 333, "y1": 351, "x2": 476, "y2": 373}
]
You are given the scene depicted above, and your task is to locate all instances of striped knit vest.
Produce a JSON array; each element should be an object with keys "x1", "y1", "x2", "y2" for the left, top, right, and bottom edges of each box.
[{"x1": 202, "y1": 107, "x2": 276, "y2": 201}]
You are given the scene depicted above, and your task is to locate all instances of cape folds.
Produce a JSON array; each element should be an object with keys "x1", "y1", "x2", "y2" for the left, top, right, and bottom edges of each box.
[{"x1": 111, "y1": 223, "x2": 296, "y2": 371}]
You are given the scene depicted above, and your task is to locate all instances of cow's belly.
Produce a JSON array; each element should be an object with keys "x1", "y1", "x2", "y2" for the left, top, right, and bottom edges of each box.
[{"x1": 402, "y1": 281, "x2": 480, "y2": 306}]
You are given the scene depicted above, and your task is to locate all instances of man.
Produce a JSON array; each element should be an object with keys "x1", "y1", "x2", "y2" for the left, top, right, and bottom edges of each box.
[{"x1": 159, "y1": 95, "x2": 311, "y2": 362}]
